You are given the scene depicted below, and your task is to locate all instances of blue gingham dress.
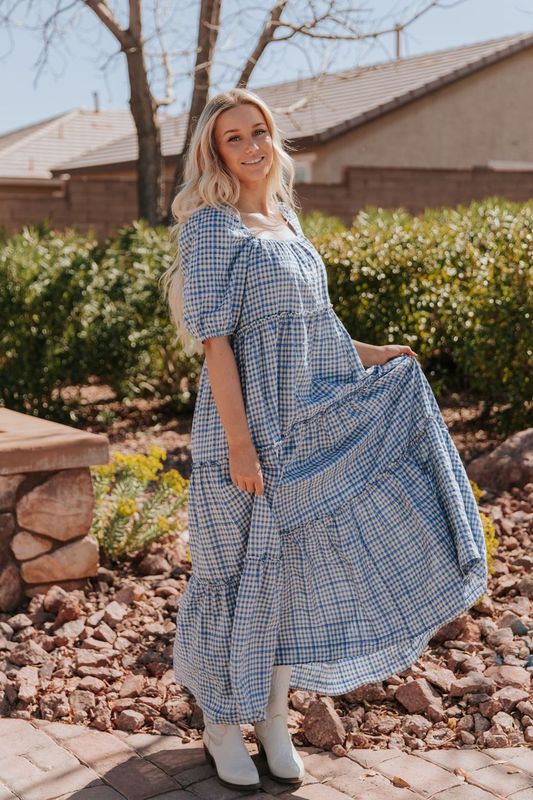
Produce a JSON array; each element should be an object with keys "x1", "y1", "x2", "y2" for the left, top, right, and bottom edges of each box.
[{"x1": 172, "y1": 200, "x2": 488, "y2": 725}]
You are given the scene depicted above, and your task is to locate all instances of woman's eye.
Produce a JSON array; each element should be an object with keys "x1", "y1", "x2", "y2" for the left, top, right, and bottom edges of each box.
[{"x1": 228, "y1": 129, "x2": 266, "y2": 142}]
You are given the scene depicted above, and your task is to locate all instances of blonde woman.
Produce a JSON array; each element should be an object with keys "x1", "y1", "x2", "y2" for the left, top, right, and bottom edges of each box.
[{"x1": 161, "y1": 88, "x2": 488, "y2": 792}]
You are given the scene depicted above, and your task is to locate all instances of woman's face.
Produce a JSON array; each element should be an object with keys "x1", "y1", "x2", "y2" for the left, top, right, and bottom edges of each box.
[{"x1": 214, "y1": 104, "x2": 273, "y2": 186}]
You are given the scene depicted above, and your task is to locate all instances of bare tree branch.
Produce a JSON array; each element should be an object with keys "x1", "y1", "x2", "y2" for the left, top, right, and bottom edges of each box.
[
  {"x1": 237, "y1": 1, "x2": 288, "y2": 87},
  {"x1": 83, "y1": 0, "x2": 130, "y2": 50},
  {"x1": 152, "y1": 0, "x2": 175, "y2": 107}
]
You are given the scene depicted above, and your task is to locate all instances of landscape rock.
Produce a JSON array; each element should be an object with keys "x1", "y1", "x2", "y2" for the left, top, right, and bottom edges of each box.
[
  {"x1": 466, "y1": 428, "x2": 533, "y2": 491},
  {"x1": 303, "y1": 699, "x2": 346, "y2": 749},
  {"x1": 20, "y1": 535, "x2": 99, "y2": 584},
  {"x1": 16, "y1": 468, "x2": 95, "y2": 540}
]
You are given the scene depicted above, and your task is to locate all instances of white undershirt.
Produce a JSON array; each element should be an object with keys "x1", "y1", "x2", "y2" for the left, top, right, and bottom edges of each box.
[{"x1": 239, "y1": 211, "x2": 298, "y2": 241}]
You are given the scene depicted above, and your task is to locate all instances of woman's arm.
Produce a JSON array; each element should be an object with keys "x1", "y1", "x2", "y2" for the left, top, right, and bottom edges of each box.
[
  {"x1": 351, "y1": 338, "x2": 419, "y2": 367},
  {"x1": 351, "y1": 339, "x2": 381, "y2": 368},
  {"x1": 202, "y1": 337, "x2": 264, "y2": 495}
]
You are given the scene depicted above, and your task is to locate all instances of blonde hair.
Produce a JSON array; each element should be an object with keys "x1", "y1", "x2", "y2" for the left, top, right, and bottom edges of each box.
[{"x1": 159, "y1": 87, "x2": 299, "y2": 358}]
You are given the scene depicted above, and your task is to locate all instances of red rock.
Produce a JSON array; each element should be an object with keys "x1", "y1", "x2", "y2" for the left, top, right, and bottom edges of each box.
[
  {"x1": 481, "y1": 731, "x2": 509, "y2": 747},
  {"x1": 119, "y1": 674, "x2": 145, "y2": 698},
  {"x1": 343, "y1": 681, "x2": 387, "y2": 703},
  {"x1": 8, "y1": 639, "x2": 51, "y2": 666},
  {"x1": 517, "y1": 575, "x2": 533, "y2": 598},
  {"x1": 115, "y1": 709, "x2": 145, "y2": 731},
  {"x1": 9, "y1": 613, "x2": 32, "y2": 630},
  {"x1": 76, "y1": 665, "x2": 122, "y2": 680},
  {"x1": 76, "y1": 650, "x2": 118, "y2": 667},
  {"x1": 114, "y1": 583, "x2": 145, "y2": 604},
  {"x1": 26, "y1": 579, "x2": 88, "y2": 600},
  {"x1": 54, "y1": 618, "x2": 85, "y2": 639},
  {"x1": 78, "y1": 675, "x2": 105, "y2": 693},
  {"x1": 421, "y1": 667, "x2": 455, "y2": 693},
  {"x1": 303, "y1": 699, "x2": 346, "y2": 750},
  {"x1": 39, "y1": 692, "x2": 70, "y2": 721},
  {"x1": 394, "y1": 678, "x2": 442, "y2": 713},
  {"x1": 479, "y1": 698, "x2": 502, "y2": 717},
  {"x1": 449, "y1": 672, "x2": 496, "y2": 696},
  {"x1": 466, "y1": 429, "x2": 533, "y2": 491},
  {"x1": 473, "y1": 594, "x2": 495, "y2": 615},
  {"x1": 14, "y1": 665, "x2": 40, "y2": 701},
  {"x1": 138, "y1": 554, "x2": 171, "y2": 576},
  {"x1": 491, "y1": 711, "x2": 517, "y2": 732},
  {"x1": 492, "y1": 686, "x2": 529, "y2": 712},
  {"x1": 102, "y1": 600, "x2": 127, "y2": 627},
  {"x1": 401, "y1": 714, "x2": 432, "y2": 737},
  {"x1": 93, "y1": 621, "x2": 116, "y2": 644},
  {"x1": 53, "y1": 595, "x2": 82, "y2": 627},
  {"x1": 161, "y1": 697, "x2": 194, "y2": 722},
  {"x1": 484, "y1": 664, "x2": 531, "y2": 691},
  {"x1": 69, "y1": 689, "x2": 96, "y2": 720}
]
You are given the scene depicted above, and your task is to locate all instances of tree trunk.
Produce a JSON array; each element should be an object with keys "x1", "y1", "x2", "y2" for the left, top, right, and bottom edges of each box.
[
  {"x1": 164, "y1": 0, "x2": 222, "y2": 225},
  {"x1": 126, "y1": 46, "x2": 164, "y2": 226}
]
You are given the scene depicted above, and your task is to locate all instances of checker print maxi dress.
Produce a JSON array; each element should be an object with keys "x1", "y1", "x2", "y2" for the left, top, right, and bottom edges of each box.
[{"x1": 172, "y1": 200, "x2": 488, "y2": 725}]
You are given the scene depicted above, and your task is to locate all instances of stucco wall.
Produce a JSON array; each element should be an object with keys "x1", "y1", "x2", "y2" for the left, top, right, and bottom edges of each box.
[{"x1": 311, "y1": 47, "x2": 533, "y2": 182}]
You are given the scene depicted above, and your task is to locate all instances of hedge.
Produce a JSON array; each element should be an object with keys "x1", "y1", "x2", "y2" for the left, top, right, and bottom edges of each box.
[{"x1": 0, "y1": 197, "x2": 531, "y2": 431}]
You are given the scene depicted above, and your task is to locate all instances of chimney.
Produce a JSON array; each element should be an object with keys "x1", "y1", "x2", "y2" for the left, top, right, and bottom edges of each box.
[
  {"x1": 395, "y1": 23, "x2": 401, "y2": 59},
  {"x1": 93, "y1": 91, "x2": 100, "y2": 113}
]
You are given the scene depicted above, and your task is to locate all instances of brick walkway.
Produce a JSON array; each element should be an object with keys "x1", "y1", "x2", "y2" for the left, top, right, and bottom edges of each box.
[{"x1": 0, "y1": 718, "x2": 532, "y2": 800}]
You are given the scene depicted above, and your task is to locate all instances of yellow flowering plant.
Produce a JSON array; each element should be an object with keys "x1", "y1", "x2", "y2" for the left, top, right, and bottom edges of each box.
[
  {"x1": 469, "y1": 478, "x2": 500, "y2": 576},
  {"x1": 90, "y1": 445, "x2": 189, "y2": 561}
]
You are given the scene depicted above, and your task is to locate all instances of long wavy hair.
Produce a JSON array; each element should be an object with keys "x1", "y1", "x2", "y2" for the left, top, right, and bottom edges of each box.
[{"x1": 159, "y1": 87, "x2": 299, "y2": 357}]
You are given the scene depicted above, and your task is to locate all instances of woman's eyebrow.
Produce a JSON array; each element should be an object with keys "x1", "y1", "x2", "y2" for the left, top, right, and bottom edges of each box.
[{"x1": 223, "y1": 122, "x2": 265, "y2": 135}]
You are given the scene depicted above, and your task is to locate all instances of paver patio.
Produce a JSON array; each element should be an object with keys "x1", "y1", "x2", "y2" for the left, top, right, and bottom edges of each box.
[{"x1": 0, "y1": 718, "x2": 532, "y2": 800}]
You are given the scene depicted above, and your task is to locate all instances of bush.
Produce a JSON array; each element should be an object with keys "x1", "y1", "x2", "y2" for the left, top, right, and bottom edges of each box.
[
  {"x1": 0, "y1": 221, "x2": 201, "y2": 422},
  {"x1": 1, "y1": 198, "x2": 531, "y2": 431},
  {"x1": 315, "y1": 197, "x2": 532, "y2": 431}
]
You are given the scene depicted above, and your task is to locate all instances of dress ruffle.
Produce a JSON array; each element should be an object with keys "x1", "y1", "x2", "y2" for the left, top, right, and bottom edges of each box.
[{"x1": 173, "y1": 354, "x2": 488, "y2": 724}]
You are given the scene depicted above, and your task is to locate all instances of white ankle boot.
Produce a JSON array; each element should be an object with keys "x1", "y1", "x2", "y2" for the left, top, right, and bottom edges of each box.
[
  {"x1": 203, "y1": 720, "x2": 261, "y2": 791},
  {"x1": 254, "y1": 664, "x2": 305, "y2": 784}
]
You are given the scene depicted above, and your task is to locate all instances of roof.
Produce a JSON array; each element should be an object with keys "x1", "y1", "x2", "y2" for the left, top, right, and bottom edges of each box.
[
  {"x1": 48, "y1": 30, "x2": 533, "y2": 173},
  {"x1": 0, "y1": 109, "x2": 137, "y2": 179}
]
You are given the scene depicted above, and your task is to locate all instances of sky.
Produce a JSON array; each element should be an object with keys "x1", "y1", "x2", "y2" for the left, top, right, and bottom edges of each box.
[{"x1": 1, "y1": 0, "x2": 532, "y2": 136}]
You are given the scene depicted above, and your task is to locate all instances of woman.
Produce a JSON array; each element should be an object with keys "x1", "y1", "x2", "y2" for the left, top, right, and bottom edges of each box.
[{"x1": 161, "y1": 88, "x2": 488, "y2": 792}]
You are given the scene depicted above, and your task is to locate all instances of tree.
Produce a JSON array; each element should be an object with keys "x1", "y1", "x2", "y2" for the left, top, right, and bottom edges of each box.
[{"x1": 0, "y1": 0, "x2": 466, "y2": 226}]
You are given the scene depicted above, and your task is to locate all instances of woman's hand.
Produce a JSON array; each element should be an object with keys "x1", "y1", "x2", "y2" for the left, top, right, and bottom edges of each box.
[
  {"x1": 370, "y1": 343, "x2": 419, "y2": 366},
  {"x1": 228, "y1": 439, "x2": 264, "y2": 496}
]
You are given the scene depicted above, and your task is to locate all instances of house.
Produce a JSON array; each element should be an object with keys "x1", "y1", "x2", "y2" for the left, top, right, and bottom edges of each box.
[{"x1": 2, "y1": 30, "x2": 533, "y2": 238}]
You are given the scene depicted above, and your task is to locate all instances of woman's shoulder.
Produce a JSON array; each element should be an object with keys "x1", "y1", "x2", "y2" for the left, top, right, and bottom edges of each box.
[
  {"x1": 187, "y1": 202, "x2": 237, "y2": 228},
  {"x1": 180, "y1": 203, "x2": 241, "y2": 245}
]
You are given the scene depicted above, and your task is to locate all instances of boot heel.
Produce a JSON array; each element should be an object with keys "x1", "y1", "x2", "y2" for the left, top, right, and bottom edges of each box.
[{"x1": 203, "y1": 729, "x2": 261, "y2": 792}]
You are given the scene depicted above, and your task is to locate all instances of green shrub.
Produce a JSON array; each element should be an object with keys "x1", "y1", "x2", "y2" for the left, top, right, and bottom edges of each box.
[
  {"x1": 1, "y1": 198, "x2": 531, "y2": 432},
  {"x1": 0, "y1": 221, "x2": 200, "y2": 422},
  {"x1": 318, "y1": 197, "x2": 532, "y2": 431}
]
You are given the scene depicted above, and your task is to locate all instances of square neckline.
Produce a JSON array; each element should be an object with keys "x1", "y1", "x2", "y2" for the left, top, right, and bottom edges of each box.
[{"x1": 221, "y1": 200, "x2": 302, "y2": 243}]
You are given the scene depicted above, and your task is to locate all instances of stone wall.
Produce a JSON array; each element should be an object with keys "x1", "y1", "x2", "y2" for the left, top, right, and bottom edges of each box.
[{"x1": 0, "y1": 408, "x2": 109, "y2": 612}]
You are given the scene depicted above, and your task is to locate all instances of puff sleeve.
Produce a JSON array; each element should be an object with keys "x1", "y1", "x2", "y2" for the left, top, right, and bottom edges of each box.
[{"x1": 179, "y1": 206, "x2": 247, "y2": 342}]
